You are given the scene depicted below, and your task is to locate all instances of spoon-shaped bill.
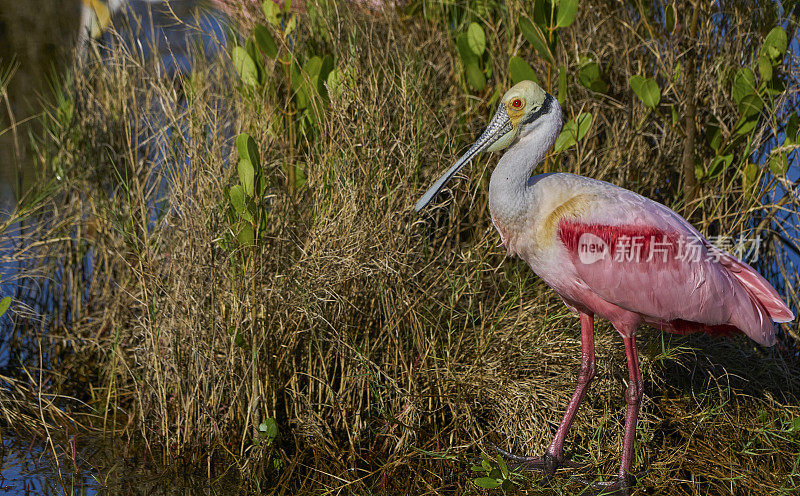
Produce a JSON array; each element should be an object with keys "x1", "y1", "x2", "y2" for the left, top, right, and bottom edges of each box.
[{"x1": 414, "y1": 104, "x2": 512, "y2": 212}]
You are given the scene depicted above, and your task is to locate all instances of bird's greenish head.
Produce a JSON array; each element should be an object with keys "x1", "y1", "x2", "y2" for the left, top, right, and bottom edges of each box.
[
  {"x1": 414, "y1": 80, "x2": 553, "y2": 211},
  {"x1": 487, "y1": 80, "x2": 549, "y2": 151}
]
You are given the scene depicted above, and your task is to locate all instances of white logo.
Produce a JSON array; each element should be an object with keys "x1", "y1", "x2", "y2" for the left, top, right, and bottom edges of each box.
[{"x1": 577, "y1": 233, "x2": 608, "y2": 264}]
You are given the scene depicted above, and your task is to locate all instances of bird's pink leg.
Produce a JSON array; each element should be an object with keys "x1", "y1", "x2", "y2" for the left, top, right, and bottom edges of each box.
[
  {"x1": 619, "y1": 335, "x2": 643, "y2": 481},
  {"x1": 572, "y1": 334, "x2": 644, "y2": 496},
  {"x1": 547, "y1": 312, "x2": 596, "y2": 460},
  {"x1": 493, "y1": 312, "x2": 595, "y2": 476}
]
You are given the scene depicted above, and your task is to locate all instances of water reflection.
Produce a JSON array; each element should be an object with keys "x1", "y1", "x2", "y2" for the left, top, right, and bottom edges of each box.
[
  {"x1": 88, "y1": 0, "x2": 228, "y2": 77},
  {"x1": 0, "y1": 0, "x2": 80, "y2": 209},
  {"x1": 1, "y1": 1, "x2": 230, "y2": 492},
  {"x1": 1, "y1": 435, "x2": 98, "y2": 495}
]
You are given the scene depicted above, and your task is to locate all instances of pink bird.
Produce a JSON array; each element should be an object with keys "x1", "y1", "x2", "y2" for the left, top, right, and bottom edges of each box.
[{"x1": 415, "y1": 81, "x2": 794, "y2": 493}]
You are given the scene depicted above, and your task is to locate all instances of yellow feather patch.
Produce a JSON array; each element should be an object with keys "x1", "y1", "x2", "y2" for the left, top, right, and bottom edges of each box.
[{"x1": 537, "y1": 194, "x2": 593, "y2": 247}]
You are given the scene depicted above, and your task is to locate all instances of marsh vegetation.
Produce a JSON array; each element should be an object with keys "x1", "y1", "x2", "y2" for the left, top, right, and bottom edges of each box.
[{"x1": 2, "y1": 0, "x2": 800, "y2": 494}]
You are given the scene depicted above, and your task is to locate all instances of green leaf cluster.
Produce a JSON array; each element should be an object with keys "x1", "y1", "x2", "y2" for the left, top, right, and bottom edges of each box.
[
  {"x1": 702, "y1": 26, "x2": 789, "y2": 184},
  {"x1": 629, "y1": 75, "x2": 661, "y2": 108},
  {"x1": 576, "y1": 55, "x2": 607, "y2": 93},
  {"x1": 224, "y1": 133, "x2": 268, "y2": 247},
  {"x1": 457, "y1": 22, "x2": 490, "y2": 91},
  {"x1": 228, "y1": 1, "x2": 339, "y2": 204},
  {"x1": 258, "y1": 417, "x2": 279, "y2": 445},
  {"x1": 471, "y1": 452, "x2": 517, "y2": 492},
  {"x1": 512, "y1": 0, "x2": 592, "y2": 105},
  {"x1": 554, "y1": 112, "x2": 593, "y2": 152}
]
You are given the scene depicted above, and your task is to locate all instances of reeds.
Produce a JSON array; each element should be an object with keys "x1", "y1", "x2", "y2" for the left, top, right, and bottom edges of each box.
[{"x1": 2, "y1": 1, "x2": 800, "y2": 494}]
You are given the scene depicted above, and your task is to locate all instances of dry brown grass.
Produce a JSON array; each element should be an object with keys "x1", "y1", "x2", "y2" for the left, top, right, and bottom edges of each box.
[{"x1": 2, "y1": 1, "x2": 800, "y2": 494}]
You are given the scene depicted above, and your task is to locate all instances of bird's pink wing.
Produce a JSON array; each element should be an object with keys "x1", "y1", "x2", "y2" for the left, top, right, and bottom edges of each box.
[{"x1": 556, "y1": 191, "x2": 787, "y2": 345}]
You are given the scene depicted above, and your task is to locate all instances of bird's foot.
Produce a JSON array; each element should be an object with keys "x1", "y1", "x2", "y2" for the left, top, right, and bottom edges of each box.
[
  {"x1": 571, "y1": 471, "x2": 645, "y2": 496},
  {"x1": 488, "y1": 442, "x2": 587, "y2": 480}
]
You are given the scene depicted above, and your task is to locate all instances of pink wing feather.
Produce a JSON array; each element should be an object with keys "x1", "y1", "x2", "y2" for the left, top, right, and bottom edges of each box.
[{"x1": 556, "y1": 189, "x2": 793, "y2": 346}]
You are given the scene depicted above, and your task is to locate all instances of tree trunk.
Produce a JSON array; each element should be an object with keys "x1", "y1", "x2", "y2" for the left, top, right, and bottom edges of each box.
[{"x1": 681, "y1": 1, "x2": 701, "y2": 209}]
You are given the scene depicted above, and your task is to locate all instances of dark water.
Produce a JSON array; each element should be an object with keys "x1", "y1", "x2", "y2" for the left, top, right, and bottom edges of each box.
[
  {"x1": 0, "y1": 0, "x2": 82, "y2": 205},
  {"x1": 1, "y1": 436, "x2": 98, "y2": 495},
  {"x1": 0, "y1": 1, "x2": 228, "y2": 494}
]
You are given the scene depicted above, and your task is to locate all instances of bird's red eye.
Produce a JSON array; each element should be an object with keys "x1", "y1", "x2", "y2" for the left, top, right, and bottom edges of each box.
[{"x1": 511, "y1": 98, "x2": 523, "y2": 109}]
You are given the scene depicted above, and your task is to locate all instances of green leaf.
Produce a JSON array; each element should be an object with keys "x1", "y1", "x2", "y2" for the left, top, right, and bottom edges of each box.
[
  {"x1": 496, "y1": 455, "x2": 509, "y2": 478},
  {"x1": 470, "y1": 465, "x2": 487, "y2": 472},
  {"x1": 318, "y1": 54, "x2": 334, "y2": 96},
  {"x1": 554, "y1": 113, "x2": 592, "y2": 152},
  {"x1": 291, "y1": 63, "x2": 309, "y2": 109},
  {"x1": 556, "y1": 0, "x2": 578, "y2": 27},
  {"x1": 532, "y1": 0, "x2": 550, "y2": 29},
  {"x1": 732, "y1": 68, "x2": 756, "y2": 104},
  {"x1": 229, "y1": 185, "x2": 246, "y2": 217},
  {"x1": 734, "y1": 115, "x2": 758, "y2": 136},
  {"x1": 259, "y1": 418, "x2": 279, "y2": 439},
  {"x1": 787, "y1": 113, "x2": 799, "y2": 142},
  {"x1": 788, "y1": 417, "x2": 800, "y2": 432},
  {"x1": 480, "y1": 452, "x2": 493, "y2": 470},
  {"x1": 456, "y1": 34, "x2": 477, "y2": 64},
  {"x1": 757, "y1": 54, "x2": 772, "y2": 82},
  {"x1": 695, "y1": 160, "x2": 705, "y2": 182},
  {"x1": 236, "y1": 133, "x2": 261, "y2": 170},
  {"x1": 762, "y1": 26, "x2": 787, "y2": 61},
  {"x1": 465, "y1": 62, "x2": 486, "y2": 91},
  {"x1": 467, "y1": 22, "x2": 486, "y2": 56},
  {"x1": 737, "y1": 93, "x2": 763, "y2": 119},
  {"x1": 326, "y1": 68, "x2": 343, "y2": 98},
  {"x1": 769, "y1": 152, "x2": 789, "y2": 175},
  {"x1": 577, "y1": 60, "x2": 599, "y2": 88},
  {"x1": 232, "y1": 46, "x2": 259, "y2": 87},
  {"x1": 743, "y1": 162, "x2": 758, "y2": 194},
  {"x1": 262, "y1": 0, "x2": 280, "y2": 25},
  {"x1": 554, "y1": 121, "x2": 577, "y2": 152},
  {"x1": 577, "y1": 59, "x2": 607, "y2": 93},
  {"x1": 304, "y1": 55, "x2": 323, "y2": 78},
  {"x1": 254, "y1": 25, "x2": 278, "y2": 59},
  {"x1": 0, "y1": 296, "x2": 10, "y2": 317},
  {"x1": 295, "y1": 163, "x2": 307, "y2": 189},
  {"x1": 576, "y1": 112, "x2": 593, "y2": 140},
  {"x1": 519, "y1": 17, "x2": 553, "y2": 64},
  {"x1": 558, "y1": 64, "x2": 567, "y2": 103},
  {"x1": 706, "y1": 124, "x2": 721, "y2": 152},
  {"x1": 671, "y1": 105, "x2": 679, "y2": 126},
  {"x1": 501, "y1": 479, "x2": 515, "y2": 491},
  {"x1": 245, "y1": 38, "x2": 265, "y2": 85},
  {"x1": 300, "y1": 56, "x2": 323, "y2": 104},
  {"x1": 707, "y1": 154, "x2": 733, "y2": 178},
  {"x1": 237, "y1": 222, "x2": 255, "y2": 245},
  {"x1": 629, "y1": 75, "x2": 661, "y2": 108},
  {"x1": 474, "y1": 477, "x2": 502, "y2": 489},
  {"x1": 665, "y1": 3, "x2": 675, "y2": 33},
  {"x1": 508, "y1": 56, "x2": 538, "y2": 85},
  {"x1": 238, "y1": 159, "x2": 255, "y2": 197}
]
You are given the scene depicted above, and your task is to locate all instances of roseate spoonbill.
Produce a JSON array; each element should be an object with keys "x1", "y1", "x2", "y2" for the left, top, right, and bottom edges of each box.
[{"x1": 415, "y1": 81, "x2": 794, "y2": 492}]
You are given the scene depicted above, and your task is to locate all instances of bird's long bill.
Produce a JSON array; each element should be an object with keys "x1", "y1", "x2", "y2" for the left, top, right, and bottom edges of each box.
[{"x1": 414, "y1": 103, "x2": 512, "y2": 212}]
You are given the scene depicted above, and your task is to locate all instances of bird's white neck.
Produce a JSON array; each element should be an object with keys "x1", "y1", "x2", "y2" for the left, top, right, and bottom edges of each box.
[{"x1": 489, "y1": 99, "x2": 563, "y2": 229}]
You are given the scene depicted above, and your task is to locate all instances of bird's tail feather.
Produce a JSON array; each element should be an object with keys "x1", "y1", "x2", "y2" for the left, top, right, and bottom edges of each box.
[{"x1": 723, "y1": 256, "x2": 794, "y2": 323}]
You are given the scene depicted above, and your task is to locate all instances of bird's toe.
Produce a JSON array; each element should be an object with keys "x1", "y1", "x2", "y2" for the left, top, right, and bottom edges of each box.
[
  {"x1": 488, "y1": 442, "x2": 589, "y2": 479},
  {"x1": 571, "y1": 471, "x2": 644, "y2": 496}
]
